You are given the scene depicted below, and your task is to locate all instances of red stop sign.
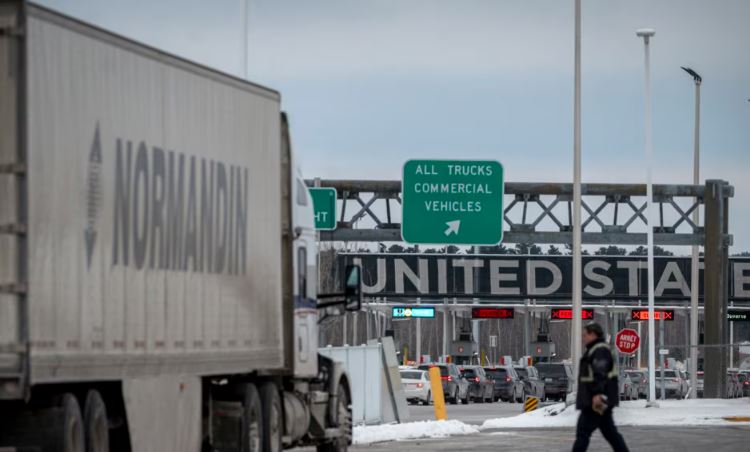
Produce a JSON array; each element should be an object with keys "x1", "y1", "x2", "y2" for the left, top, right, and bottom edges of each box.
[{"x1": 615, "y1": 328, "x2": 640, "y2": 354}]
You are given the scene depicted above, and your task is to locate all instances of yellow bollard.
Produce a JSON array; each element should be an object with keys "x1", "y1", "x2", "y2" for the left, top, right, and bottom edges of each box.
[
  {"x1": 523, "y1": 395, "x2": 539, "y2": 413},
  {"x1": 428, "y1": 367, "x2": 447, "y2": 420}
]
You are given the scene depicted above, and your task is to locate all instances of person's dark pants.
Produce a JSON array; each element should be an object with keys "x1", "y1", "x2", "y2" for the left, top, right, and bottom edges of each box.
[{"x1": 572, "y1": 408, "x2": 629, "y2": 452}]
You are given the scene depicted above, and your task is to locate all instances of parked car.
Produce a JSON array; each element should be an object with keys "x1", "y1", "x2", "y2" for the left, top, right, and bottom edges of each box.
[
  {"x1": 625, "y1": 369, "x2": 649, "y2": 399},
  {"x1": 618, "y1": 371, "x2": 639, "y2": 400},
  {"x1": 513, "y1": 365, "x2": 545, "y2": 401},
  {"x1": 536, "y1": 362, "x2": 574, "y2": 401},
  {"x1": 400, "y1": 369, "x2": 431, "y2": 405},
  {"x1": 418, "y1": 363, "x2": 470, "y2": 405},
  {"x1": 655, "y1": 369, "x2": 688, "y2": 399},
  {"x1": 459, "y1": 366, "x2": 494, "y2": 403},
  {"x1": 484, "y1": 366, "x2": 524, "y2": 402}
]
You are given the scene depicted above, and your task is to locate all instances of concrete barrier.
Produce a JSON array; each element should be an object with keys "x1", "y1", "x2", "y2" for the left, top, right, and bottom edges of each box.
[{"x1": 319, "y1": 337, "x2": 410, "y2": 425}]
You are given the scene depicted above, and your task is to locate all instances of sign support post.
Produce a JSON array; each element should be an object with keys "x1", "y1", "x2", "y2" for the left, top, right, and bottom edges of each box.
[
  {"x1": 704, "y1": 180, "x2": 730, "y2": 398},
  {"x1": 659, "y1": 315, "x2": 665, "y2": 400},
  {"x1": 730, "y1": 320, "x2": 734, "y2": 369},
  {"x1": 416, "y1": 298, "x2": 422, "y2": 364}
]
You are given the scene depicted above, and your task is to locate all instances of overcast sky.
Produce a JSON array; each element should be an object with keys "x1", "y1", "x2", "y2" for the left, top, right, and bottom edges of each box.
[{"x1": 38, "y1": 0, "x2": 750, "y2": 251}]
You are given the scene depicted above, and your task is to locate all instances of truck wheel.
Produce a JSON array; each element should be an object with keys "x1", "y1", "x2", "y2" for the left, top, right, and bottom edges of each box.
[
  {"x1": 317, "y1": 383, "x2": 351, "y2": 452},
  {"x1": 259, "y1": 383, "x2": 282, "y2": 452},
  {"x1": 52, "y1": 393, "x2": 85, "y2": 452},
  {"x1": 83, "y1": 390, "x2": 109, "y2": 452},
  {"x1": 242, "y1": 384, "x2": 262, "y2": 452}
]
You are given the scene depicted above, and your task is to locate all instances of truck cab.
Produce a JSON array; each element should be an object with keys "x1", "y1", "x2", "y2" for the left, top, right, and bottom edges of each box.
[{"x1": 291, "y1": 168, "x2": 320, "y2": 377}]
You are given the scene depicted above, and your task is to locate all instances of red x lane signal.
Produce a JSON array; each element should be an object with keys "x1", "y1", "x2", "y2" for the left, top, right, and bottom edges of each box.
[
  {"x1": 631, "y1": 309, "x2": 674, "y2": 321},
  {"x1": 551, "y1": 308, "x2": 594, "y2": 320},
  {"x1": 471, "y1": 307, "x2": 515, "y2": 319}
]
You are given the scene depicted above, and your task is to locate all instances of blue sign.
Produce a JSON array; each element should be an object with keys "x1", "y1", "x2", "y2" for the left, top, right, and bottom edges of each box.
[{"x1": 392, "y1": 306, "x2": 435, "y2": 318}]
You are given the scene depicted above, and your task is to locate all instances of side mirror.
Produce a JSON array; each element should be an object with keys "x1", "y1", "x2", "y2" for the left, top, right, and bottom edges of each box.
[{"x1": 344, "y1": 264, "x2": 361, "y2": 311}]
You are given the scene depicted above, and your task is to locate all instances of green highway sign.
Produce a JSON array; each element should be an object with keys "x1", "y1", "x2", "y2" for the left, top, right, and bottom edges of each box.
[
  {"x1": 401, "y1": 159, "x2": 504, "y2": 245},
  {"x1": 309, "y1": 188, "x2": 337, "y2": 230}
]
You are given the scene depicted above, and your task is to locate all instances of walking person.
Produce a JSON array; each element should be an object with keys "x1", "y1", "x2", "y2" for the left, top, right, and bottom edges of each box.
[{"x1": 572, "y1": 323, "x2": 630, "y2": 452}]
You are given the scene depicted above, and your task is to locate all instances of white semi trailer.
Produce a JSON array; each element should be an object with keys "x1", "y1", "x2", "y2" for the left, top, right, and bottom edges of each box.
[{"x1": 0, "y1": 2, "x2": 360, "y2": 451}]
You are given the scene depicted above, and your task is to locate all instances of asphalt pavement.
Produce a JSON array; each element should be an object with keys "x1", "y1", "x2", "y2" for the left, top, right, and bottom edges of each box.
[
  {"x1": 350, "y1": 425, "x2": 750, "y2": 452},
  {"x1": 294, "y1": 402, "x2": 750, "y2": 451},
  {"x1": 406, "y1": 400, "x2": 525, "y2": 424}
]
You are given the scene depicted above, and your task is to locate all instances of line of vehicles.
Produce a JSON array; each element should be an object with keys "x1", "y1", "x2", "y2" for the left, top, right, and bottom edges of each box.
[
  {"x1": 398, "y1": 361, "x2": 575, "y2": 406},
  {"x1": 401, "y1": 361, "x2": 750, "y2": 406},
  {"x1": 621, "y1": 368, "x2": 750, "y2": 400}
]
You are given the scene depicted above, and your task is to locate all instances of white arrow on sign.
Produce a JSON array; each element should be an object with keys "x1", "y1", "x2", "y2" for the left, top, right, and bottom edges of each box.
[{"x1": 444, "y1": 220, "x2": 461, "y2": 236}]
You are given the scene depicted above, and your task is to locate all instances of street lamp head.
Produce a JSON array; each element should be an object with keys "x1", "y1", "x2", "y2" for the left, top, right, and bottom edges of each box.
[
  {"x1": 636, "y1": 28, "x2": 655, "y2": 37},
  {"x1": 681, "y1": 66, "x2": 702, "y2": 84},
  {"x1": 636, "y1": 28, "x2": 656, "y2": 41}
]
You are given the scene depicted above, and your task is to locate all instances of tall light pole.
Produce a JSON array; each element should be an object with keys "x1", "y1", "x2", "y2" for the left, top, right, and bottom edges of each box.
[
  {"x1": 242, "y1": 0, "x2": 249, "y2": 79},
  {"x1": 636, "y1": 28, "x2": 658, "y2": 406},
  {"x1": 571, "y1": 0, "x2": 583, "y2": 376},
  {"x1": 681, "y1": 66, "x2": 701, "y2": 398}
]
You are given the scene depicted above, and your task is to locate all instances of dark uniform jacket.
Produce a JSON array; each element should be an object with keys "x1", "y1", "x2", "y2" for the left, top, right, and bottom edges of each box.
[{"x1": 575, "y1": 338, "x2": 619, "y2": 410}]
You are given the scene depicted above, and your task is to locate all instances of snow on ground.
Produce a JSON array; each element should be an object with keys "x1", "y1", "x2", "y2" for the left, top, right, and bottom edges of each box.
[
  {"x1": 481, "y1": 399, "x2": 750, "y2": 429},
  {"x1": 354, "y1": 419, "x2": 479, "y2": 445},
  {"x1": 352, "y1": 400, "x2": 750, "y2": 445}
]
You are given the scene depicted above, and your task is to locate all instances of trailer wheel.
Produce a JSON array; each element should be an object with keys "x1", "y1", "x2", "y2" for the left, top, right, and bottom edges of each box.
[
  {"x1": 317, "y1": 382, "x2": 351, "y2": 452},
  {"x1": 51, "y1": 393, "x2": 85, "y2": 452},
  {"x1": 83, "y1": 390, "x2": 109, "y2": 452},
  {"x1": 259, "y1": 383, "x2": 282, "y2": 452},
  {"x1": 241, "y1": 384, "x2": 263, "y2": 452}
]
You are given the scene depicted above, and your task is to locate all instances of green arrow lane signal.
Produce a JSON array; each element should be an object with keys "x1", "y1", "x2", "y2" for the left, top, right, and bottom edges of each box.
[
  {"x1": 401, "y1": 159, "x2": 504, "y2": 245},
  {"x1": 308, "y1": 187, "x2": 337, "y2": 230}
]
